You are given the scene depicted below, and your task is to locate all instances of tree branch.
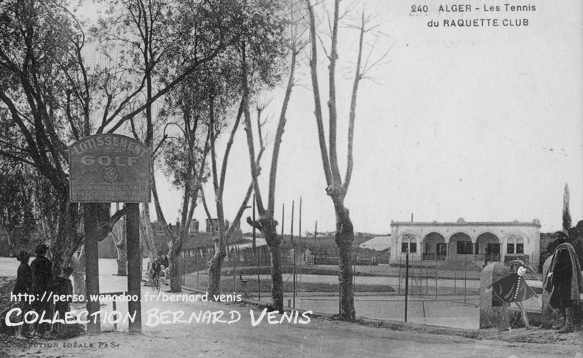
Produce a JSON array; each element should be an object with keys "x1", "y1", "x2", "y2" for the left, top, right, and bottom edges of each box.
[
  {"x1": 305, "y1": 0, "x2": 332, "y2": 186},
  {"x1": 343, "y1": 11, "x2": 365, "y2": 194}
]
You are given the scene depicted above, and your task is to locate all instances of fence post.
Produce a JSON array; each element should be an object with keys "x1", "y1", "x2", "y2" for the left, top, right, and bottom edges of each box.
[
  {"x1": 435, "y1": 268, "x2": 438, "y2": 298},
  {"x1": 398, "y1": 255, "x2": 402, "y2": 295},
  {"x1": 464, "y1": 269, "x2": 467, "y2": 304},
  {"x1": 404, "y1": 252, "x2": 409, "y2": 323},
  {"x1": 112, "y1": 297, "x2": 118, "y2": 331}
]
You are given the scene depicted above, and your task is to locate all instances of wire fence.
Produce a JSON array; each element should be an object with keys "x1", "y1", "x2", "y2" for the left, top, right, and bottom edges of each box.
[{"x1": 177, "y1": 250, "x2": 485, "y2": 329}]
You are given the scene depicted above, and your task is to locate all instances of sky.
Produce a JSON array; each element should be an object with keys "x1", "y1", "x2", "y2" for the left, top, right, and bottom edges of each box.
[{"x1": 77, "y1": 0, "x2": 583, "y2": 235}]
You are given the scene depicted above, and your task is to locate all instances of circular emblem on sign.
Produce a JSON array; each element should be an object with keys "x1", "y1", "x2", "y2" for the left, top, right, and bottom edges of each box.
[{"x1": 103, "y1": 166, "x2": 120, "y2": 183}]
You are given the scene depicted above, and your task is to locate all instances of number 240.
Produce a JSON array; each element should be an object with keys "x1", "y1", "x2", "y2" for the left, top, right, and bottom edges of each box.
[{"x1": 410, "y1": 5, "x2": 429, "y2": 14}]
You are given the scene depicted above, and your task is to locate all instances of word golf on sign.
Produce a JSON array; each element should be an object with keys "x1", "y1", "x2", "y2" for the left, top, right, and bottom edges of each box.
[{"x1": 69, "y1": 134, "x2": 151, "y2": 203}]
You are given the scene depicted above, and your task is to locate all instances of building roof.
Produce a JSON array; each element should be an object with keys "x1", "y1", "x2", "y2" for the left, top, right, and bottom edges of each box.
[
  {"x1": 359, "y1": 236, "x2": 391, "y2": 251},
  {"x1": 391, "y1": 218, "x2": 541, "y2": 228}
]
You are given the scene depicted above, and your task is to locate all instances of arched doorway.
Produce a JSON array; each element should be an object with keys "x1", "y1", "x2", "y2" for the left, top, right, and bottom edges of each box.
[
  {"x1": 475, "y1": 232, "x2": 500, "y2": 263},
  {"x1": 422, "y1": 232, "x2": 446, "y2": 261},
  {"x1": 448, "y1": 233, "x2": 473, "y2": 260}
]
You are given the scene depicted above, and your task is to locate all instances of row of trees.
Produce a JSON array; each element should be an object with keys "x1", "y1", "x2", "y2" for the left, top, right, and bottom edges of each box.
[{"x1": 0, "y1": 0, "x2": 380, "y2": 320}]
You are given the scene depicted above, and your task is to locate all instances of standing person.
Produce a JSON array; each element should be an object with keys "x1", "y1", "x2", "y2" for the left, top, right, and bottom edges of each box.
[
  {"x1": 50, "y1": 267, "x2": 74, "y2": 335},
  {"x1": 149, "y1": 256, "x2": 161, "y2": 291},
  {"x1": 13, "y1": 250, "x2": 32, "y2": 297},
  {"x1": 30, "y1": 244, "x2": 52, "y2": 337},
  {"x1": 490, "y1": 261, "x2": 537, "y2": 330},
  {"x1": 12, "y1": 251, "x2": 32, "y2": 337},
  {"x1": 544, "y1": 232, "x2": 583, "y2": 333}
]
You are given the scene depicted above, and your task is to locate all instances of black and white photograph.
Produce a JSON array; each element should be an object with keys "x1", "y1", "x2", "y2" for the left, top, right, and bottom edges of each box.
[{"x1": 0, "y1": 0, "x2": 582, "y2": 357}]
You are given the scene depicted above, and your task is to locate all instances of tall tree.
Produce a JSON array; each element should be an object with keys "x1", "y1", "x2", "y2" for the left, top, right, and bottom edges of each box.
[
  {"x1": 0, "y1": 0, "x2": 248, "y2": 277},
  {"x1": 0, "y1": 161, "x2": 36, "y2": 252},
  {"x1": 152, "y1": 79, "x2": 213, "y2": 292},
  {"x1": 0, "y1": 0, "x2": 126, "y2": 275},
  {"x1": 205, "y1": 0, "x2": 290, "y2": 297},
  {"x1": 244, "y1": 0, "x2": 304, "y2": 312},
  {"x1": 563, "y1": 183, "x2": 571, "y2": 232},
  {"x1": 304, "y1": 0, "x2": 385, "y2": 320},
  {"x1": 93, "y1": 0, "x2": 249, "y2": 267}
]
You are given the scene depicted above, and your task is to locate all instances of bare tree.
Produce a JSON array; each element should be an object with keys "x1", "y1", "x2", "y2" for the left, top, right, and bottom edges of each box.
[
  {"x1": 243, "y1": 1, "x2": 305, "y2": 312},
  {"x1": 304, "y1": 0, "x2": 383, "y2": 320},
  {"x1": 151, "y1": 93, "x2": 212, "y2": 292},
  {"x1": 206, "y1": 93, "x2": 265, "y2": 297}
]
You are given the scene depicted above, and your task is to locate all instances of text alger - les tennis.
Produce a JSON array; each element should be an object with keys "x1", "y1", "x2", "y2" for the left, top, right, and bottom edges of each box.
[{"x1": 438, "y1": 3, "x2": 536, "y2": 13}]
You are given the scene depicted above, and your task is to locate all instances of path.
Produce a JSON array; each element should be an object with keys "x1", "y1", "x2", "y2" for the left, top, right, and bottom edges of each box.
[{"x1": 5, "y1": 293, "x2": 582, "y2": 358}]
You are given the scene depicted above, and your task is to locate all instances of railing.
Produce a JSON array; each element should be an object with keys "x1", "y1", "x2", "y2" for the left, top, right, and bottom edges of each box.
[
  {"x1": 420, "y1": 253, "x2": 501, "y2": 262},
  {"x1": 422, "y1": 253, "x2": 446, "y2": 261}
]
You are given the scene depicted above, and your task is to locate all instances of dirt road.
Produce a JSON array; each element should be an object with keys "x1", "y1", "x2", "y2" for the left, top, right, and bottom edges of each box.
[{"x1": 5, "y1": 294, "x2": 582, "y2": 358}]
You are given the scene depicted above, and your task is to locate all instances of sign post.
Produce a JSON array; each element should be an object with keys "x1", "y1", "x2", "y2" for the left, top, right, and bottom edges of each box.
[
  {"x1": 125, "y1": 202, "x2": 142, "y2": 333},
  {"x1": 69, "y1": 134, "x2": 150, "y2": 334},
  {"x1": 85, "y1": 203, "x2": 101, "y2": 334}
]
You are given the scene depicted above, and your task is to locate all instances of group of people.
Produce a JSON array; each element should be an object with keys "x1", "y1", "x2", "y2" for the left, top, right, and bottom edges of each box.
[
  {"x1": 489, "y1": 229, "x2": 582, "y2": 333},
  {"x1": 12, "y1": 244, "x2": 74, "y2": 338},
  {"x1": 148, "y1": 255, "x2": 169, "y2": 290}
]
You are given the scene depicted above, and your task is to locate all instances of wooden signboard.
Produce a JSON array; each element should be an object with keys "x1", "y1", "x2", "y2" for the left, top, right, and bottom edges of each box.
[
  {"x1": 68, "y1": 134, "x2": 148, "y2": 334},
  {"x1": 69, "y1": 134, "x2": 151, "y2": 203}
]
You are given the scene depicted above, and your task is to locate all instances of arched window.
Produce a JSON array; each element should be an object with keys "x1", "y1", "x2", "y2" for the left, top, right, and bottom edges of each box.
[
  {"x1": 401, "y1": 233, "x2": 417, "y2": 253},
  {"x1": 507, "y1": 236, "x2": 524, "y2": 254}
]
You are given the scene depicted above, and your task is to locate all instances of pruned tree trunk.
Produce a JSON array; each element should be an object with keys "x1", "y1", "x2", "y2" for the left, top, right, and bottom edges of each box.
[
  {"x1": 71, "y1": 246, "x2": 86, "y2": 296},
  {"x1": 50, "y1": 197, "x2": 81, "y2": 278},
  {"x1": 112, "y1": 214, "x2": 127, "y2": 276},
  {"x1": 140, "y1": 204, "x2": 157, "y2": 262},
  {"x1": 115, "y1": 240, "x2": 127, "y2": 276},
  {"x1": 208, "y1": 248, "x2": 225, "y2": 297},
  {"x1": 261, "y1": 218, "x2": 283, "y2": 312},
  {"x1": 333, "y1": 198, "x2": 355, "y2": 320},
  {"x1": 168, "y1": 236, "x2": 183, "y2": 292}
]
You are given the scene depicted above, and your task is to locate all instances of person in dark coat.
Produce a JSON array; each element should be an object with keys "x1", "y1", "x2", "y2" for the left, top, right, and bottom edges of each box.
[
  {"x1": 50, "y1": 267, "x2": 74, "y2": 335},
  {"x1": 12, "y1": 251, "x2": 32, "y2": 337},
  {"x1": 30, "y1": 244, "x2": 52, "y2": 336},
  {"x1": 543, "y1": 231, "x2": 583, "y2": 333},
  {"x1": 13, "y1": 251, "x2": 32, "y2": 296}
]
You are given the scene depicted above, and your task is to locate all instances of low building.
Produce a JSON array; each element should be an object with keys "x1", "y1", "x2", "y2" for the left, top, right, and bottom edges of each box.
[{"x1": 390, "y1": 218, "x2": 541, "y2": 269}]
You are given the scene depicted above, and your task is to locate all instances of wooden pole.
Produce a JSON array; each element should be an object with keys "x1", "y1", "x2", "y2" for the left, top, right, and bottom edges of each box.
[
  {"x1": 281, "y1": 203, "x2": 285, "y2": 241},
  {"x1": 84, "y1": 203, "x2": 101, "y2": 334},
  {"x1": 296, "y1": 197, "x2": 302, "y2": 307},
  {"x1": 253, "y1": 194, "x2": 260, "y2": 301},
  {"x1": 291, "y1": 200, "x2": 295, "y2": 309},
  {"x1": 314, "y1": 220, "x2": 317, "y2": 240},
  {"x1": 126, "y1": 203, "x2": 142, "y2": 333}
]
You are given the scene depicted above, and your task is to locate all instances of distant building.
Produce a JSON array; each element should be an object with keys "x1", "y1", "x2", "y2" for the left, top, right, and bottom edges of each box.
[
  {"x1": 359, "y1": 235, "x2": 391, "y2": 251},
  {"x1": 189, "y1": 219, "x2": 199, "y2": 233},
  {"x1": 390, "y1": 218, "x2": 541, "y2": 268}
]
